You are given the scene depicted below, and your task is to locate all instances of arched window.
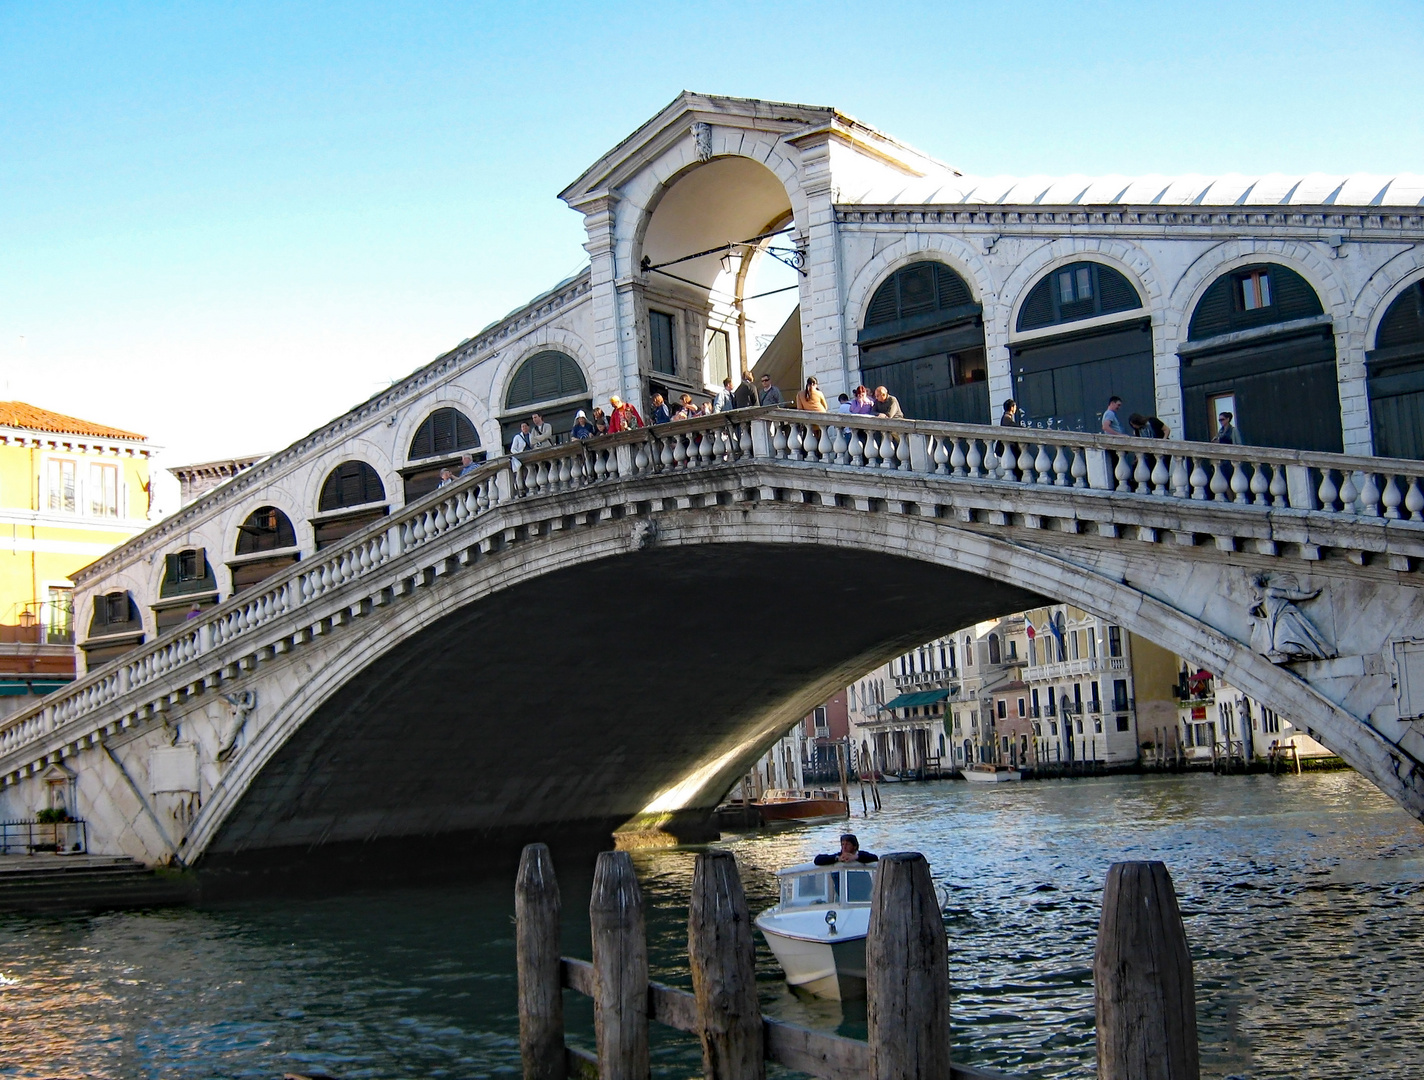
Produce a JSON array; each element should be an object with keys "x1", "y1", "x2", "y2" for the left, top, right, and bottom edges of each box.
[
  {"x1": 409, "y1": 408, "x2": 480, "y2": 461},
  {"x1": 80, "y1": 590, "x2": 145, "y2": 669},
  {"x1": 319, "y1": 462, "x2": 385, "y2": 512},
  {"x1": 500, "y1": 351, "x2": 591, "y2": 446},
  {"x1": 231, "y1": 506, "x2": 300, "y2": 595},
  {"x1": 1010, "y1": 261, "x2": 1152, "y2": 433},
  {"x1": 1367, "y1": 280, "x2": 1424, "y2": 459},
  {"x1": 1180, "y1": 263, "x2": 1339, "y2": 451},
  {"x1": 1016, "y1": 261, "x2": 1143, "y2": 333},
  {"x1": 315, "y1": 462, "x2": 388, "y2": 550},
  {"x1": 988, "y1": 633, "x2": 1002, "y2": 665},
  {"x1": 235, "y1": 506, "x2": 296, "y2": 555},
  {"x1": 858, "y1": 261, "x2": 987, "y2": 424},
  {"x1": 155, "y1": 548, "x2": 218, "y2": 633}
]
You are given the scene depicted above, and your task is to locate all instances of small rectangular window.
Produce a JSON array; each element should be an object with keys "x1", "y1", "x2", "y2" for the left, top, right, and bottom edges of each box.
[
  {"x1": 1113, "y1": 679, "x2": 1130, "y2": 712},
  {"x1": 1058, "y1": 270, "x2": 1075, "y2": 304},
  {"x1": 649, "y1": 310, "x2": 677, "y2": 375},
  {"x1": 46, "y1": 459, "x2": 77, "y2": 513},
  {"x1": 1017, "y1": 697, "x2": 1026, "y2": 718},
  {"x1": 1107, "y1": 626, "x2": 1123, "y2": 658},
  {"x1": 89, "y1": 463, "x2": 119, "y2": 518},
  {"x1": 1047, "y1": 687, "x2": 1057, "y2": 715},
  {"x1": 813, "y1": 706, "x2": 827, "y2": 729},
  {"x1": 1116, "y1": 714, "x2": 1130, "y2": 732},
  {"x1": 997, "y1": 699, "x2": 1006, "y2": 719},
  {"x1": 1239, "y1": 269, "x2": 1272, "y2": 311},
  {"x1": 705, "y1": 328, "x2": 730, "y2": 387},
  {"x1": 104, "y1": 592, "x2": 129, "y2": 624}
]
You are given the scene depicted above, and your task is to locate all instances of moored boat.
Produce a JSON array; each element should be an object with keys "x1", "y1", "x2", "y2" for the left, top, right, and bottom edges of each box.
[
  {"x1": 962, "y1": 763, "x2": 1023, "y2": 783},
  {"x1": 755, "y1": 861, "x2": 875, "y2": 1000},
  {"x1": 715, "y1": 788, "x2": 849, "y2": 828}
]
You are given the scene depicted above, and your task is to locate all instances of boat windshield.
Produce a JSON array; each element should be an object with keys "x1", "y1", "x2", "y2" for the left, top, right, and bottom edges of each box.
[{"x1": 779, "y1": 867, "x2": 876, "y2": 907}]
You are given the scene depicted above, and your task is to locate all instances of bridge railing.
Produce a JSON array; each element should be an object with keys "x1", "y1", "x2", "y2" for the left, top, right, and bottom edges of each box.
[{"x1": 5, "y1": 404, "x2": 1424, "y2": 772}]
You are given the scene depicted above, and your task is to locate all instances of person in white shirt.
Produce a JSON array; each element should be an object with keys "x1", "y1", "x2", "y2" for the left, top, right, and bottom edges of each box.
[
  {"x1": 509, "y1": 422, "x2": 533, "y2": 471},
  {"x1": 529, "y1": 413, "x2": 554, "y2": 450}
]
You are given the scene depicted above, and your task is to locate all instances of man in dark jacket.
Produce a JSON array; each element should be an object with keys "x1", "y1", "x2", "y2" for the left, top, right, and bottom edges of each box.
[
  {"x1": 872, "y1": 386, "x2": 903, "y2": 419},
  {"x1": 733, "y1": 370, "x2": 758, "y2": 410},
  {"x1": 758, "y1": 374, "x2": 784, "y2": 406},
  {"x1": 813, "y1": 833, "x2": 879, "y2": 865}
]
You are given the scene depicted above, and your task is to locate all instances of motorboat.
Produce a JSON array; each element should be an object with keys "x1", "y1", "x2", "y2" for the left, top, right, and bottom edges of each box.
[
  {"x1": 962, "y1": 763, "x2": 1023, "y2": 783},
  {"x1": 755, "y1": 861, "x2": 875, "y2": 1000},
  {"x1": 714, "y1": 788, "x2": 848, "y2": 829}
]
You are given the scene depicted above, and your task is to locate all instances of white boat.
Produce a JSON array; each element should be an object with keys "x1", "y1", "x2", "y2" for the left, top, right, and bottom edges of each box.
[
  {"x1": 962, "y1": 763, "x2": 1022, "y2": 783},
  {"x1": 755, "y1": 861, "x2": 875, "y2": 1000}
]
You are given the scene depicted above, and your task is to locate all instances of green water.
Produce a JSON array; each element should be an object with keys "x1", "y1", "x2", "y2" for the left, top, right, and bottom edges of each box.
[{"x1": 2, "y1": 771, "x2": 1421, "y2": 1079}]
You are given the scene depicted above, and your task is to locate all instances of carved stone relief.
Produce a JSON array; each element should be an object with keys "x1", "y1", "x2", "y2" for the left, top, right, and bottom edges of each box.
[{"x1": 1248, "y1": 574, "x2": 1337, "y2": 663}]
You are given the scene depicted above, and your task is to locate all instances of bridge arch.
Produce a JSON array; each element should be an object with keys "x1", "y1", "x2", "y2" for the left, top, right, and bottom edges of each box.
[{"x1": 175, "y1": 493, "x2": 1422, "y2": 864}]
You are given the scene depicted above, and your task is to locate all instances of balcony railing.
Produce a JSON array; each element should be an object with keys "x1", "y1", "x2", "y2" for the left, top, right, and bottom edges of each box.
[{"x1": 891, "y1": 668, "x2": 958, "y2": 689}]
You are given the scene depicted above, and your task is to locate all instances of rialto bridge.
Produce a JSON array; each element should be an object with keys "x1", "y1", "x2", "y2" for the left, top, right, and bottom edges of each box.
[
  {"x1": 5, "y1": 91, "x2": 1424, "y2": 866},
  {"x1": 4, "y1": 411, "x2": 1424, "y2": 866}
]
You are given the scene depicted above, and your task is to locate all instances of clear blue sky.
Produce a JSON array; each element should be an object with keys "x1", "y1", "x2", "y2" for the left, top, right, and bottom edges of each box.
[{"x1": 3, "y1": 1, "x2": 1420, "y2": 467}]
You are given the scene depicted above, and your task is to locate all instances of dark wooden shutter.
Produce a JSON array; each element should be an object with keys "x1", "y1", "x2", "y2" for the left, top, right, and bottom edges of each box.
[
  {"x1": 1377, "y1": 282, "x2": 1424, "y2": 350},
  {"x1": 865, "y1": 279, "x2": 898, "y2": 326},
  {"x1": 1097, "y1": 265, "x2": 1142, "y2": 315},
  {"x1": 1189, "y1": 263, "x2": 1323, "y2": 340},
  {"x1": 1016, "y1": 278, "x2": 1055, "y2": 331},
  {"x1": 935, "y1": 264, "x2": 972, "y2": 309},
  {"x1": 164, "y1": 553, "x2": 180, "y2": 588}
]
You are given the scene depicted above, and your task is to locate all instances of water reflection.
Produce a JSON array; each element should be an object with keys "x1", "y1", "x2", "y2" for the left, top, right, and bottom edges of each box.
[{"x1": 0, "y1": 772, "x2": 1420, "y2": 1079}]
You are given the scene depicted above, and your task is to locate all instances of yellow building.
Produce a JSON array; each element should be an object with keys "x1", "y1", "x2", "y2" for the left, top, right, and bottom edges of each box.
[{"x1": 0, "y1": 402, "x2": 152, "y2": 716}]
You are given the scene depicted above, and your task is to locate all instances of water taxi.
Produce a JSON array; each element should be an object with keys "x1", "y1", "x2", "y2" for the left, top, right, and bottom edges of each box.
[
  {"x1": 962, "y1": 763, "x2": 1023, "y2": 783},
  {"x1": 754, "y1": 861, "x2": 875, "y2": 999}
]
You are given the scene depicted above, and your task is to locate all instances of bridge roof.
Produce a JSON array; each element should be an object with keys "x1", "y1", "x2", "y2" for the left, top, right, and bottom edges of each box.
[{"x1": 838, "y1": 171, "x2": 1424, "y2": 209}]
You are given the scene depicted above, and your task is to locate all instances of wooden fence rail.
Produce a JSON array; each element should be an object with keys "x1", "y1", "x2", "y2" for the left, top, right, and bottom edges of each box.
[{"x1": 516, "y1": 844, "x2": 1197, "y2": 1080}]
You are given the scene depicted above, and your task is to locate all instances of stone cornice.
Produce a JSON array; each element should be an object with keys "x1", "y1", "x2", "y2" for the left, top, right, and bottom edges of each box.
[
  {"x1": 837, "y1": 204, "x2": 1424, "y2": 237},
  {"x1": 71, "y1": 268, "x2": 593, "y2": 585}
]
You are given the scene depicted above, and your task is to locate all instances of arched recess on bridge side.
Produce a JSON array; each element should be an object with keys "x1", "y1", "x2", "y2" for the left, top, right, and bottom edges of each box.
[
  {"x1": 310, "y1": 459, "x2": 388, "y2": 551},
  {"x1": 998, "y1": 239, "x2": 1168, "y2": 433},
  {"x1": 227, "y1": 505, "x2": 300, "y2": 596},
  {"x1": 850, "y1": 250, "x2": 990, "y2": 424},
  {"x1": 498, "y1": 348, "x2": 590, "y2": 448},
  {"x1": 179, "y1": 501, "x2": 1423, "y2": 865},
  {"x1": 631, "y1": 150, "x2": 804, "y2": 409},
  {"x1": 399, "y1": 405, "x2": 484, "y2": 504},
  {"x1": 1361, "y1": 264, "x2": 1424, "y2": 460},
  {"x1": 1166, "y1": 241, "x2": 1352, "y2": 453}
]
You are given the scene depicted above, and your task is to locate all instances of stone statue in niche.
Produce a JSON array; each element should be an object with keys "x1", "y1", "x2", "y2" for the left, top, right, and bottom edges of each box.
[
  {"x1": 1249, "y1": 574, "x2": 1336, "y2": 663},
  {"x1": 691, "y1": 122, "x2": 713, "y2": 162},
  {"x1": 217, "y1": 690, "x2": 257, "y2": 761}
]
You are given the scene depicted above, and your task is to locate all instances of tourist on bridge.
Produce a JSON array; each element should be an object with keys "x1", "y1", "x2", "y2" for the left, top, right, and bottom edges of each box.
[
  {"x1": 814, "y1": 833, "x2": 879, "y2": 865},
  {"x1": 733, "y1": 370, "x2": 758, "y2": 409},
  {"x1": 509, "y1": 422, "x2": 533, "y2": 470},
  {"x1": 1129, "y1": 413, "x2": 1170, "y2": 439},
  {"x1": 650, "y1": 393, "x2": 672, "y2": 425},
  {"x1": 872, "y1": 386, "x2": 903, "y2": 419},
  {"x1": 796, "y1": 376, "x2": 828, "y2": 412},
  {"x1": 530, "y1": 413, "x2": 554, "y2": 450},
  {"x1": 437, "y1": 467, "x2": 456, "y2": 487},
  {"x1": 592, "y1": 407, "x2": 610, "y2": 436},
  {"x1": 457, "y1": 452, "x2": 478, "y2": 477},
  {"x1": 714, "y1": 377, "x2": 735, "y2": 412},
  {"x1": 1216, "y1": 411, "x2": 1243, "y2": 445},
  {"x1": 1101, "y1": 395, "x2": 1126, "y2": 436},
  {"x1": 850, "y1": 385, "x2": 875, "y2": 415},
  {"x1": 758, "y1": 374, "x2": 784, "y2": 406},
  {"x1": 570, "y1": 411, "x2": 594, "y2": 440},
  {"x1": 608, "y1": 396, "x2": 644, "y2": 432},
  {"x1": 999, "y1": 398, "x2": 1020, "y2": 427}
]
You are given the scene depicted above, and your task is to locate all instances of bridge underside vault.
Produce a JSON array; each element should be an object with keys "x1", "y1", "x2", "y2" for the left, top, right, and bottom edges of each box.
[{"x1": 206, "y1": 544, "x2": 1043, "y2": 858}]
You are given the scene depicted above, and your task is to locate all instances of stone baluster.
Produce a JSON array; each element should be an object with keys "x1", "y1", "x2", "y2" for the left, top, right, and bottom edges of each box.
[
  {"x1": 1230, "y1": 461, "x2": 1250, "y2": 504},
  {"x1": 1248, "y1": 463, "x2": 1270, "y2": 506},
  {"x1": 1317, "y1": 469, "x2": 1339, "y2": 511},
  {"x1": 965, "y1": 438, "x2": 983, "y2": 478},
  {"x1": 1071, "y1": 446, "x2": 1089, "y2": 489},
  {"x1": 1035, "y1": 443, "x2": 1053, "y2": 484},
  {"x1": 1382, "y1": 474, "x2": 1403, "y2": 519},
  {"x1": 669, "y1": 433, "x2": 686, "y2": 469},
  {"x1": 934, "y1": 436, "x2": 951, "y2": 476},
  {"x1": 847, "y1": 427, "x2": 865, "y2": 467},
  {"x1": 880, "y1": 430, "x2": 898, "y2": 469},
  {"x1": 832, "y1": 424, "x2": 849, "y2": 464},
  {"x1": 1268, "y1": 465, "x2": 1288, "y2": 507},
  {"x1": 1052, "y1": 444, "x2": 1070, "y2": 486},
  {"x1": 1339, "y1": 470, "x2": 1360, "y2": 514},
  {"x1": 896, "y1": 431, "x2": 912, "y2": 471},
  {"x1": 633, "y1": 441, "x2": 650, "y2": 474},
  {"x1": 1114, "y1": 451, "x2": 1134, "y2": 492},
  {"x1": 772, "y1": 422, "x2": 789, "y2": 460},
  {"x1": 1133, "y1": 451, "x2": 1151, "y2": 493},
  {"x1": 1360, "y1": 472, "x2": 1381, "y2": 516},
  {"x1": 1405, "y1": 478, "x2": 1424, "y2": 522},
  {"x1": 817, "y1": 425, "x2": 833, "y2": 463},
  {"x1": 737, "y1": 422, "x2": 754, "y2": 459},
  {"x1": 1209, "y1": 459, "x2": 1230, "y2": 501},
  {"x1": 981, "y1": 438, "x2": 999, "y2": 478},
  {"x1": 1150, "y1": 454, "x2": 1170, "y2": 496},
  {"x1": 1188, "y1": 458, "x2": 1208, "y2": 500}
]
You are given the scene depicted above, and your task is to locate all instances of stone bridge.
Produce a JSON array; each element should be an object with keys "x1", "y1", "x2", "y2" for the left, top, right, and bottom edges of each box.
[{"x1": 4, "y1": 409, "x2": 1424, "y2": 867}]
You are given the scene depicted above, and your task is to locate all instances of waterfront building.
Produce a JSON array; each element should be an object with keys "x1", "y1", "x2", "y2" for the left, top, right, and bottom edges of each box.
[
  {"x1": 1172, "y1": 667, "x2": 1334, "y2": 767},
  {"x1": 800, "y1": 689, "x2": 850, "y2": 781},
  {"x1": 849, "y1": 635, "x2": 961, "y2": 776},
  {"x1": 0, "y1": 403, "x2": 153, "y2": 716}
]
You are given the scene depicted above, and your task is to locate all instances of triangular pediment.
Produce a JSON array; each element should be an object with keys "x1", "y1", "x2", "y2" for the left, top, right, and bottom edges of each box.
[{"x1": 559, "y1": 91, "x2": 950, "y2": 208}]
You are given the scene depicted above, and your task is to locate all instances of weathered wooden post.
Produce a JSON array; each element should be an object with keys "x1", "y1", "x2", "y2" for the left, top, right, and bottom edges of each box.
[
  {"x1": 516, "y1": 843, "x2": 566, "y2": 1080},
  {"x1": 866, "y1": 852, "x2": 952, "y2": 1080},
  {"x1": 688, "y1": 850, "x2": 764, "y2": 1080},
  {"x1": 590, "y1": 850, "x2": 649, "y2": 1080},
  {"x1": 1095, "y1": 861, "x2": 1199, "y2": 1080}
]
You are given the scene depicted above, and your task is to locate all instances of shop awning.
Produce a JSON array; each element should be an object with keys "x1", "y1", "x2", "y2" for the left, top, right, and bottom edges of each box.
[
  {"x1": 0, "y1": 679, "x2": 70, "y2": 696},
  {"x1": 881, "y1": 688, "x2": 954, "y2": 711}
]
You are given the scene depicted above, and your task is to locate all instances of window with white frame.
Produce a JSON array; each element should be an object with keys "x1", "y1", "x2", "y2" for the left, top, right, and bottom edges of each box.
[
  {"x1": 46, "y1": 459, "x2": 77, "y2": 513},
  {"x1": 89, "y1": 463, "x2": 119, "y2": 518}
]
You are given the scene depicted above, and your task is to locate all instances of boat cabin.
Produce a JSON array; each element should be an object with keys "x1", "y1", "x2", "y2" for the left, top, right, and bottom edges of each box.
[{"x1": 775, "y1": 863, "x2": 876, "y2": 909}]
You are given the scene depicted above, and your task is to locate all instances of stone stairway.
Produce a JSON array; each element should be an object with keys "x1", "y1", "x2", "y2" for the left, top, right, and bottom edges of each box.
[{"x1": 0, "y1": 854, "x2": 196, "y2": 912}]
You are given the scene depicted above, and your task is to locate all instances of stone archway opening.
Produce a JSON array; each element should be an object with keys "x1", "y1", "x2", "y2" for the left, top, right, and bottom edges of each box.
[{"x1": 638, "y1": 156, "x2": 800, "y2": 407}]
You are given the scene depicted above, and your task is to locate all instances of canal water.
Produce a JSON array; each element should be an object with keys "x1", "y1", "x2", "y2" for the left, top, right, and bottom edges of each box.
[{"x1": 2, "y1": 771, "x2": 1422, "y2": 1079}]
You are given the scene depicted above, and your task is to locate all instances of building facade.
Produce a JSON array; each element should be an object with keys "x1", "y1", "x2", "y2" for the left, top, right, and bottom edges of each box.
[
  {"x1": 60, "y1": 92, "x2": 1424, "y2": 674},
  {"x1": 0, "y1": 404, "x2": 153, "y2": 716}
]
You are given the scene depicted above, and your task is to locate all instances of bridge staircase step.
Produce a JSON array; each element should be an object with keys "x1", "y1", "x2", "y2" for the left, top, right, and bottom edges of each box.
[{"x1": 0, "y1": 855, "x2": 196, "y2": 911}]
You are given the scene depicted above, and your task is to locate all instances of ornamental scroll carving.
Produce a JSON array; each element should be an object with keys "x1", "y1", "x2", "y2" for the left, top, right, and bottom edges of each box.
[{"x1": 1248, "y1": 574, "x2": 1337, "y2": 663}]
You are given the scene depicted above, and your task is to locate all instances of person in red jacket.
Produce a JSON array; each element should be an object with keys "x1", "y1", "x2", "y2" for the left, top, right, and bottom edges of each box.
[{"x1": 608, "y1": 396, "x2": 644, "y2": 433}]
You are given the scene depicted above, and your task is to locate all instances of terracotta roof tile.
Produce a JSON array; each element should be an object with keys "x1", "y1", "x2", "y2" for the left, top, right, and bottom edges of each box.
[{"x1": 0, "y1": 401, "x2": 146, "y2": 441}]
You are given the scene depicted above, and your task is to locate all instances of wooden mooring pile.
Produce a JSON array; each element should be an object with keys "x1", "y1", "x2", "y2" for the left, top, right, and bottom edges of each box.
[{"x1": 516, "y1": 844, "x2": 1200, "y2": 1080}]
